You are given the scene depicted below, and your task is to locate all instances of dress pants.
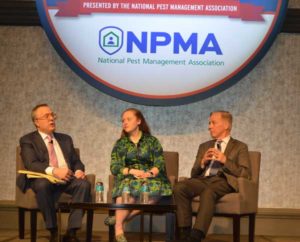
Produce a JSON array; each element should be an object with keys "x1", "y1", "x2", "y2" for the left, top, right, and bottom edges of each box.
[
  {"x1": 174, "y1": 175, "x2": 234, "y2": 235},
  {"x1": 31, "y1": 178, "x2": 91, "y2": 230}
]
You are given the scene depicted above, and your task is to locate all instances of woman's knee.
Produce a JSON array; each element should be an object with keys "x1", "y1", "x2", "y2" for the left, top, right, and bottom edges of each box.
[{"x1": 148, "y1": 196, "x2": 160, "y2": 204}]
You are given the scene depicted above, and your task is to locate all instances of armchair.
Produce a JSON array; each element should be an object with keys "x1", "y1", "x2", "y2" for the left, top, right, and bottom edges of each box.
[
  {"x1": 186, "y1": 151, "x2": 261, "y2": 242},
  {"x1": 15, "y1": 146, "x2": 95, "y2": 242}
]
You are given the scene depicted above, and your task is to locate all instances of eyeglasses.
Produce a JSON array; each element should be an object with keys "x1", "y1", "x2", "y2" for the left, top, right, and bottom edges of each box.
[{"x1": 35, "y1": 112, "x2": 57, "y2": 120}]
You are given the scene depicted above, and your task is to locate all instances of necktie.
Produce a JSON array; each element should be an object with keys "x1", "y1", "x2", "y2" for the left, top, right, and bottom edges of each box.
[
  {"x1": 47, "y1": 135, "x2": 58, "y2": 168},
  {"x1": 216, "y1": 141, "x2": 222, "y2": 152},
  {"x1": 207, "y1": 140, "x2": 223, "y2": 176}
]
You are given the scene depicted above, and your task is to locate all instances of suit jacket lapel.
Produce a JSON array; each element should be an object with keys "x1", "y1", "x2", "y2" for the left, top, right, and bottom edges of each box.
[
  {"x1": 54, "y1": 133, "x2": 69, "y2": 165},
  {"x1": 33, "y1": 131, "x2": 49, "y2": 162},
  {"x1": 208, "y1": 140, "x2": 215, "y2": 149},
  {"x1": 224, "y1": 137, "x2": 235, "y2": 157}
]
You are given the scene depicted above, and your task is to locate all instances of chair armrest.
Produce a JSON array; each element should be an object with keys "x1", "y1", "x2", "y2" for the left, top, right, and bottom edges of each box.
[
  {"x1": 86, "y1": 174, "x2": 96, "y2": 202},
  {"x1": 237, "y1": 177, "x2": 258, "y2": 201},
  {"x1": 106, "y1": 174, "x2": 115, "y2": 203},
  {"x1": 86, "y1": 174, "x2": 95, "y2": 190},
  {"x1": 168, "y1": 175, "x2": 177, "y2": 187},
  {"x1": 178, "y1": 176, "x2": 188, "y2": 182},
  {"x1": 237, "y1": 177, "x2": 259, "y2": 212},
  {"x1": 108, "y1": 174, "x2": 115, "y2": 189}
]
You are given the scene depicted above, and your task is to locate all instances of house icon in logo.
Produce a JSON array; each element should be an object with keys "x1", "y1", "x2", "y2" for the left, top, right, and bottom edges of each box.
[
  {"x1": 103, "y1": 31, "x2": 119, "y2": 48},
  {"x1": 99, "y1": 26, "x2": 123, "y2": 55}
]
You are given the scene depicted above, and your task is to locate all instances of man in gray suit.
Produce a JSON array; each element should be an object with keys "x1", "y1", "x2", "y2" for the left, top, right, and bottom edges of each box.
[
  {"x1": 18, "y1": 104, "x2": 91, "y2": 242},
  {"x1": 174, "y1": 111, "x2": 250, "y2": 242}
]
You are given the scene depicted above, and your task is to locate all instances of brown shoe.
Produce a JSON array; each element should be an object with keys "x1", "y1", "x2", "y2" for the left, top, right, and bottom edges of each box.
[{"x1": 178, "y1": 226, "x2": 191, "y2": 240}]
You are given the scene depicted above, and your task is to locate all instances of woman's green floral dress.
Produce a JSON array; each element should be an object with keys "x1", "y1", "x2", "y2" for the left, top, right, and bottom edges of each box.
[{"x1": 111, "y1": 133, "x2": 172, "y2": 198}]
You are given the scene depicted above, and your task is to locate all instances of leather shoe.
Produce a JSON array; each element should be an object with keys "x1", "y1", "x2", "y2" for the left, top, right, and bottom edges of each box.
[
  {"x1": 187, "y1": 236, "x2": 201, "y2": 242},
  {"x1": 175, "y1": 226, "x2": 191, "y2": 242},
  {"x1": 62, "y1": 233, "x2": 80, "y2": 242},
  {"x1": 186, "y1": 229, "x2": 204, "y2": 242}
]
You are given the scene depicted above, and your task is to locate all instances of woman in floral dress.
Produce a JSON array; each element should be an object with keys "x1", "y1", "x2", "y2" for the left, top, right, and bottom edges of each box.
[{"x1": 108, "y1": 108, "x2": 172, "y2": 242}]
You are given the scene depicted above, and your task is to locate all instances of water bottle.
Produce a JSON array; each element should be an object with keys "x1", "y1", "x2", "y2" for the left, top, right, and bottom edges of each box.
[
  {"x1": 140, "y1": 180, "x2": 150, "y2": 204},
  {"x1": 95, "y1": 179, "x2": 104, "y2": 203},
  {"x1": 122, "y1": 179, "x2": 130, "y2": 203}
]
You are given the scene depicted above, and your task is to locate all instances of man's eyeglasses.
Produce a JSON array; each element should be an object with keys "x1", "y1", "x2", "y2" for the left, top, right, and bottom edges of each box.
[{"x1": 35, "y1": 112, "x2": 57, "y2": 120}]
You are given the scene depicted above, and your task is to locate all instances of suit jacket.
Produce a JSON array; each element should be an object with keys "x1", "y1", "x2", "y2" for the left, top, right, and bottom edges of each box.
[
  {"x1": 191, "y1": 137, "x2": 250, "y2": 191},
  {"x1": 17, "y1": 131, "x2": 85, "y2": 192}
]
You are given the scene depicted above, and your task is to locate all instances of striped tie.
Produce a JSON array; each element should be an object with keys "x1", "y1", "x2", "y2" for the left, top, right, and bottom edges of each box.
[
  {"x1": 46, "y1": 135, "x2": 58, "y2": 168},
  {"x1": 207, "y1": 140, "x2": 223, "y2": 176}
]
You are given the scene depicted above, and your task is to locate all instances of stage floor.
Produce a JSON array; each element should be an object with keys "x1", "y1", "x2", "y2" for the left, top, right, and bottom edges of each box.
[{"x1": 0, "y1": 229, "x2": 299, "y2": 242}]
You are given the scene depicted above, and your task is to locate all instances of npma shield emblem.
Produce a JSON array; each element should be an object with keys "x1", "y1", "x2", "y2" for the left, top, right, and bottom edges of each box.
[{"x1": 99, "y1": 26, "x2": 123, "y2": 55}]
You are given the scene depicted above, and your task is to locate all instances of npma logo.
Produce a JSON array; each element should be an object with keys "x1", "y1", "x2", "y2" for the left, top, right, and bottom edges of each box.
[
  {"x1": 100, "y1": 26, "x2": 223, "y2": 56},
  {"x1": 99, "y1": 26, "x2": 123, "y2": 55}
]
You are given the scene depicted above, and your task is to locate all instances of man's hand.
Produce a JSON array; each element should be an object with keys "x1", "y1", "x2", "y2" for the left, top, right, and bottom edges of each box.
[
  {"x1": 207, "y1": 148, "x2": 227, "y2": 164},
  {"x1": 201, "y1": 148, "x2": 227, "y2": 167},
  {"x1": 74, "y1": 170, "x2": 86, "y2": 179},
  {"x1": 52, "y1": 167, "x2": 73, "y2": 181},
  {"x1": 214, "y1": 148, "x2": 226, "y2": 164},
  {"x1": 201, "y1": 148, "x2": 214, "y2": 168}
]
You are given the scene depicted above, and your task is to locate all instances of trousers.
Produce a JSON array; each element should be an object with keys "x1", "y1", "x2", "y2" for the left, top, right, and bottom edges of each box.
[
  {"x1": 31, "y1": 178, "x2": 91, "y2": 229},
  {"x1": 173, "y1": 175, "x2": 234, "y2": 234}
]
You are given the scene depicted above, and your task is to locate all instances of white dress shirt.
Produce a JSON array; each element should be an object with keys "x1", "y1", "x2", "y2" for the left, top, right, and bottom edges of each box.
[
  {"x1": 204, "y1": 135, "x2": 231, "y2": 176},
  {"x1": 38, "y1": 131, "x2": 68, "y2": 175}
]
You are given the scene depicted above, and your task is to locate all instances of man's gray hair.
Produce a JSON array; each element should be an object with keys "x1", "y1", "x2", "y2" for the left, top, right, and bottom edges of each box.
[
  {"x1": 31, "y1": 103, "x2": 49, "y2": 122},
  {"x1": 210, "y1": 111, "x2": 233, "y2": 131}
]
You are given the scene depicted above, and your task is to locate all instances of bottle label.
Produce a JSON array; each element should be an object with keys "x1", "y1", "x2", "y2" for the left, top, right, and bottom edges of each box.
[
  {"x1": 140, "y1": 192, "x2": 149, "y2": 204},
  {"x1": 96, "y1": 185, "x2": 104, "y2": 192},
  {"x1": 141, "y1": 184, "x2": 149, "y2": 193},
  {"x1": 123, "y1": 186, "x2": 130, "y2": 192}
]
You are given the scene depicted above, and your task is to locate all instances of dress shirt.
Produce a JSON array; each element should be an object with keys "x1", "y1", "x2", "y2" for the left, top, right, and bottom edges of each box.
[
  {"x1": 204, "y1": 135, "x2": 231, "y2": 176},
  {"x1": 38, "y1": 131, "x2": 68, "y2": 175}
]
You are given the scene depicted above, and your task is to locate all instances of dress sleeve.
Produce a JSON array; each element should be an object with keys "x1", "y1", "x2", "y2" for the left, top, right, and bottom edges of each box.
[
  {"x1": 151, "y1": 137, "x2": 165, "y2": 172},
  {"x1": 110, "y1": 140, "x2": 126, "y2": 179}
]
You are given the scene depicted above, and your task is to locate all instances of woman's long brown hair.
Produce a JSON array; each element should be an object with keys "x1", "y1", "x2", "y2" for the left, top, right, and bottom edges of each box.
[{"x1": 121, "y1": 108, "x2": 151, "y2": 137}]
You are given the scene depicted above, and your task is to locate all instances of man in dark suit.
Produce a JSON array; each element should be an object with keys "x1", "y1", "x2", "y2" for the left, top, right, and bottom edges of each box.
[
  {"x1": 174, "y1": 111, "x2": 250, "y2": 242},
  {"x1": 18, "y1": 104, "x2": 91, "y2": 242}
]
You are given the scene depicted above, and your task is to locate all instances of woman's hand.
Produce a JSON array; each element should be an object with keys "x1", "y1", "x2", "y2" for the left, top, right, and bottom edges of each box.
[
  {"x1": 129, "y1": 169, "x2": 145, "y2": 178},
  {"x1": 141, "y1": 167, "x2": 159, "y2": 178},
  {"x1": 139, "y1": 171, "x2": 153, "y2": 179}
]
